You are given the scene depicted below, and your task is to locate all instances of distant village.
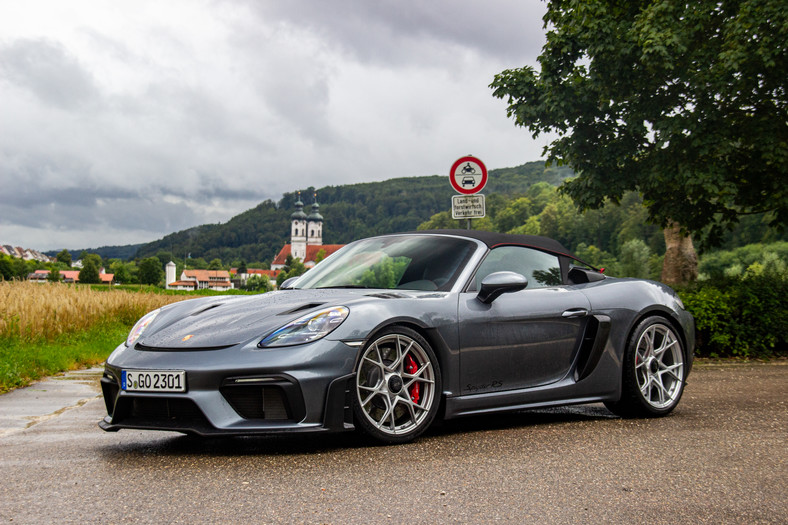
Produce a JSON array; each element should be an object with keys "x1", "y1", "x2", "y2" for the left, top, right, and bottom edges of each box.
[
  {"x1": 2, "y1": 196, "x2": 344, "y2": 291},
  {"x1": 1, "y1": 245, "x2": 54, "y2": 263}
]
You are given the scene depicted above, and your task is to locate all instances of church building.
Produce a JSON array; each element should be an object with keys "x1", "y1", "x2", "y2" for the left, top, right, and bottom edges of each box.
[{"x1": 271, "y1": 194, "x2": 344, "y2": 270}]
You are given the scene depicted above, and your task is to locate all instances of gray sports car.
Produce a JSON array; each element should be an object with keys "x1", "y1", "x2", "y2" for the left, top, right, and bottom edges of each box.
[{"x1": 100, "y1": 230, "x2": 694, "y2": 444}]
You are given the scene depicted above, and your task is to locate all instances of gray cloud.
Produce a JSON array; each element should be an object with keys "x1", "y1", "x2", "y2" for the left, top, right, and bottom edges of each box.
[
  {"x1": 0, "y1": 38, "x2": 99, "y2": 109},
  {"x1": 0, "y1": 0, "x2": 548, "y2": 252},
  {"x1": 254, "y1": 0, "x2": 544, "y2": 64}
]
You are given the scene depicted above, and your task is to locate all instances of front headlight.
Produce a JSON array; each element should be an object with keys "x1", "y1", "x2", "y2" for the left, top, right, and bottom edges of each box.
[
  {"x1": 126, "y1": 308, "x2": 160, "y2": 346},
  {"x1": 258, "y1": 306, "x2": 349, "y2": 348}
]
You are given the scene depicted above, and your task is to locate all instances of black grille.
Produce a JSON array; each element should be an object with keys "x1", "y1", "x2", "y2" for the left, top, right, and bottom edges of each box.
[
  {"x1": 221, "y1": 385, "x2": 290, "y2": 420},
  {"x1": 101, "y1": 374, "x2": 120, "y2": 416},
  {"x1": 111, "y1": 397, "x2": 209, "y2": 429},
  {"x1": 130, "y1": 398, "x2": 204, "y2": 420}
]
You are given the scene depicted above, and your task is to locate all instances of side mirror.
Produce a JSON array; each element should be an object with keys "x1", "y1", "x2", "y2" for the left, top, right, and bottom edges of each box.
[
  {"x1": 477, "y1": 271, "x2": 528, "y2": 304},
  {"x1": 279, "y1": 276, "x2": 300, "y2": 290}
]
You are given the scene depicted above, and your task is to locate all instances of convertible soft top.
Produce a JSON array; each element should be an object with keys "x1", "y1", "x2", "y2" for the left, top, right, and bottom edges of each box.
[{"x1": 409, "y1": 229, "x2": 575, "y2": 259}]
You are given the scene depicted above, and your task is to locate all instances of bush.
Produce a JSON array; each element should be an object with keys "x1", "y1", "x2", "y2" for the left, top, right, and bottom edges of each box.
[
  {"x1": 679, "y1": 273, "x2": 787, "y2": 358},
  {"x1": 699, "y1": 242, "x2": 788, "y2": 279},
  {"x1": 242, "y1": 274, "x2": 272, "y2": 292}
]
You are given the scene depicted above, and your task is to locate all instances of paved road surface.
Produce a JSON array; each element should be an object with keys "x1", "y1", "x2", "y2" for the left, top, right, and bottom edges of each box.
[{"x1": 0, "y1": 362, "x2": 785, "y2": 524}]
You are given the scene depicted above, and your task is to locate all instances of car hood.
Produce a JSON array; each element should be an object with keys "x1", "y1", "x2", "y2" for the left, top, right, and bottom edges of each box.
[{"x1": 135, "y1": 289, "x2": 444, "y2": 350}]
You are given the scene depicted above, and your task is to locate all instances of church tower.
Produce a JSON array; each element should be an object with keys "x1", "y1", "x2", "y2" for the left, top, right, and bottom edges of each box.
[
  {"x1": 272, "y1": 191, "x2": 342, "y2": 271},
  {"x1": 290, "y1": 193, "x2": 307, "y2": 261},
  {"x1": 307, "y1": 194, "x2": 323, "y2": 246}
]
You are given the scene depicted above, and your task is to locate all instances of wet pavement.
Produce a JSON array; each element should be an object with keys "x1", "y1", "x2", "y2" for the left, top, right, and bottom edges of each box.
[
  {"x1": 0, "y1": 367, "x2": 103, "y2": 437},
  {"x1": 0, "y1": 361, "x2": 785, "y2": 524}
]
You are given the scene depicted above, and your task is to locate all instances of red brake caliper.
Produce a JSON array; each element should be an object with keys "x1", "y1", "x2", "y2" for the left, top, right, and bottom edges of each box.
[{"x1": 404, "y1": 354, "x2": 420, "y2": 403}]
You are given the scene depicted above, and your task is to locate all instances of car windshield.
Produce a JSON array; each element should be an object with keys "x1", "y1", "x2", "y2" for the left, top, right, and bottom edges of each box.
[{"x1": 292, "y1": 235, "x2": 478, "y2": 291}]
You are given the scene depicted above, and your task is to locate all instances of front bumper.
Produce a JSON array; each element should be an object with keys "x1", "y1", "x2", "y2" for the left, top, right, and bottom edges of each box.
[{"x1": 99, "y1": 338, "x2": 358, "y2": 436}]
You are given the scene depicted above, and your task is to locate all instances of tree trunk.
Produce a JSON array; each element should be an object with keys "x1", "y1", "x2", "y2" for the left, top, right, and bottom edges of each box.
[{"x1": 661, "y1": 222, "x2": 698, "y2": 286}]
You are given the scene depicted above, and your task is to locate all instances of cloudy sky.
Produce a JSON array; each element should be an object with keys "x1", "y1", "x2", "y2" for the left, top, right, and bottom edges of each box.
[{"x1": 0, "y1": 0, "x2": 549, "y2": 252}]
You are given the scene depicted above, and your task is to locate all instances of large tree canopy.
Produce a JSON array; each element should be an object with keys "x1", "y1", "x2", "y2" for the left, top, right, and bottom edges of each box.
[
  {"x1": 138, "y1": 257, "x2": 164, "y2": 286},
  {"x1": 491, "y1": 0, "x2": 787, "y2": 245}
]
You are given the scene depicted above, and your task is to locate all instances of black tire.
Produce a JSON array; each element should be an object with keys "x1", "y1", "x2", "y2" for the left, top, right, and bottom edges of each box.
[
  {"x1": 605, "y1": 316, "x2": 686, "y2": 418},
  {"x1": 352, "y1": 326, "x2": 441, "y2": 444}
]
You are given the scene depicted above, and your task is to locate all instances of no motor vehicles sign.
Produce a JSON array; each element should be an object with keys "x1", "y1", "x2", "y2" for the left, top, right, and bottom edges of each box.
[{"x1": 450, "y1": 155, "x2": 487, "y2": 195}]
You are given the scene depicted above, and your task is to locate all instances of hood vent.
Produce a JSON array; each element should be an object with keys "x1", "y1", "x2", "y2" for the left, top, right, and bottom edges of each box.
[
  {"x1": 278, "y1": 302, "x2": 326, "y2": 316},
  {"x1": 365, "y1": 292, "x2": 408, "y2": 299},
  {"x1": 190, "y1": 303, "x2": 224, "y2": 316}
]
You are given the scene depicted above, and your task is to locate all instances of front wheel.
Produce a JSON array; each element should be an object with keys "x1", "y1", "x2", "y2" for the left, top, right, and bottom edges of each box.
[
  {"x1": 352, "y1": 327, "x2": 441, "y2": 444},
  {"x1": 605, "y1": 317, "x2": 686, "y2": 418}
]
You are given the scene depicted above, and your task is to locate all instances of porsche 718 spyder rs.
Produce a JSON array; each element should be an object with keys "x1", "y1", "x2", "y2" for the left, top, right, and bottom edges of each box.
[{"x1": 100, "y1": 230, "x2": 694, "y2": 444}]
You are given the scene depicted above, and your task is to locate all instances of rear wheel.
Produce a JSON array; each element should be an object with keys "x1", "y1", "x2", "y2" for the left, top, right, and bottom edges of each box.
[
  {"x1": 605, "y1": 317, "x2": 686, "y2": 417},
  {"x1": 352, "y1": 327, "x2": 441, "y2": 444}
]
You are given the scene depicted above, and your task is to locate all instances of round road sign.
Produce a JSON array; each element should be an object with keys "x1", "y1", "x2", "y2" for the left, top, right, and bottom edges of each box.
[{"x1": 450, "y1": 155, "x2": 487, "y2": 194}]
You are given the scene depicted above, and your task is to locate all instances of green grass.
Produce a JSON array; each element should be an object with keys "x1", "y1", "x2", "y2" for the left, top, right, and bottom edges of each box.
[
  {"x1": 0, "y1": 321, "x2": 130, "y2": 393},
  {"x1": 0, "y1": 282, "x2": 263, "y2": 394}
]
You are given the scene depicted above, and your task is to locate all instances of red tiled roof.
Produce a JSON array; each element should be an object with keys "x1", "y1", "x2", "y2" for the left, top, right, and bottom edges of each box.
[
  {"x1": 182, "y1": 269, "x2": 231, "y2": 282},
  {"x1": 272, "y1": 244, "x2": 344, "y2": 266},
  {"x1": 248, "y1": 269, "x2": 280, "y2": 278},
  {"x1": 169, "y1": 280, "x2": 197, "y2": 288},
  {"x1": 229, "y1": 268, "x2": 281, "y2": 278},
  {"x1": 31, "y1": 270, "x2": 113, "y2": 283}
]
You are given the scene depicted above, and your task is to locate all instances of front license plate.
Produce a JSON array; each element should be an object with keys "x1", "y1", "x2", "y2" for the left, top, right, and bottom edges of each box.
[{"x1": 122, "y1": 370, "x2": 186, "y2": 392}]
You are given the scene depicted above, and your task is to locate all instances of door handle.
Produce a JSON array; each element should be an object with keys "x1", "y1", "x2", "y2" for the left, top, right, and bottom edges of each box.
[{"x1": 562, "y1": 308, "x2": 589, "y2": 318}]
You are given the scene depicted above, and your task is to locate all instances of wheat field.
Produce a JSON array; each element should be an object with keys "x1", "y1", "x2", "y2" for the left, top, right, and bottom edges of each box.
[{"x1": 0, "y1": 281, "x2": 191, "y2": 342}]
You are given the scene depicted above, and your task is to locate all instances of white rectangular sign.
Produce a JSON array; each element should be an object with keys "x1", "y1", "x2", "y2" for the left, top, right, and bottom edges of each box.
[{"x1": 452, "y1": 194, "x2": 486, "y2": 219}]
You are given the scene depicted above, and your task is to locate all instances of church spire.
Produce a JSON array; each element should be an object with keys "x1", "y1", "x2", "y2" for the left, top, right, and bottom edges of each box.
[
  {"x1": 307, "y1": 192, "x2": 323, "y2": 246},
  {"x1": 290, "y1": 192, "x2": 307, "y2": 260},
  {"x1": 291, "y1": 191, "x2": 307, "y2": 220},
  {"x1": 307, "y1": 192, "x2": 323, "y2": 221}
]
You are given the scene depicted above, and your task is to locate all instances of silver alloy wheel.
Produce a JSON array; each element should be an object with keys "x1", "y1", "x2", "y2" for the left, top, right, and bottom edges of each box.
[
  {"x1": 356, "y1": 333, "x2": 436, "y2": 436},
  {"x1": 634, "y1": 323, "x2": 685, "y2": 409}
]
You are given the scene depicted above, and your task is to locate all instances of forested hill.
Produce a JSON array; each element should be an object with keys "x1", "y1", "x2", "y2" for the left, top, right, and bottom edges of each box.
[{"x1": 134, "y1": 161, "x2": 573, "y2": 264}]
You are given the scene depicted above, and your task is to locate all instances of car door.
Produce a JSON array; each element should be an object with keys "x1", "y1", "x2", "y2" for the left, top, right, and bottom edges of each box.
[{"x1": 458, "y1": 245, "x2": 591, "y2": 394}]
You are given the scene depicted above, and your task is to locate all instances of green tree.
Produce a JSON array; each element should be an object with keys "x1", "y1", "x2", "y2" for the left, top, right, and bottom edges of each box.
[
  {"x1": 0, "y1": 255, "x2": 12, "y2": 280},
  {"x1": 188, "y1": 257, "x2": 208, "y2": 270},
  {"x1": 494, "y1": 197, "x2": 535, "y2": 233},
  {"x1": 154, "y1": 251, "x2": 172, "y2": 265},
  {"x1": 243, "y1": 274, "x2": 272, "y2": 292},
  {"x1": 81, "y1": 253, "x2": 102, "y2": 271},
  {"x1": 417, "y1": 211, "x2": 463, "y2": 230},
  {"x1": 276, "y1": 255, "x2": 307, "y2": 287},
  {"x1": 109, "y1": 260, "x2": 132, "y2": 284},
  {"x1": 491, "y1": 0, "x2": 787, "y2": 284},
  {"x1": 248, "y1": 261, "x2": 270, "y2": 271},
  {"x1": 207, "y1": 258, "x2": 223, "y2": 270},
  {"x1": 47, "y1": 267, "x2": 61, "y2": 282},
  {"x1": 618, "y1": 239, "x2": 652, "y2": 279},
  {"x1": 11, "y1": 258, "x2": 30, "y2": 279},
  {"x1": 138, "y1": 257, "x2": 164, "y2": 286},
  {"x1": 55, "y1": 249, "x2": 72, "y2": 267},
  {"x1": 78, "y1": 259, "x2": 101, "y2": 284},
  {"x1": 237, "y1": 260, "x2": 248, "y2": 275}
]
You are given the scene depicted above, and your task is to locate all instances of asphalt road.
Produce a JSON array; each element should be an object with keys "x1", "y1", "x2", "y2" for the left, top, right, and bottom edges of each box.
[{"x1": 0, "y1": 362, "x2": 785, "y2": 524}]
